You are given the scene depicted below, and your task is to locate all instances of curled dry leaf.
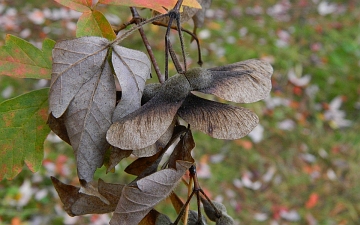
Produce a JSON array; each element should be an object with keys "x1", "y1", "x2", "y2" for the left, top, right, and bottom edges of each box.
[
  {"x1": 51, "y1": 177, "x2": 124, "y2": 216},
  {"x1": 124, "y1": 147, "x2": 165, "y2": 177},
  {"x1": 108, "y1": 59, "x2": 273, "y2": 150},
  {"x1": 168, "y1": 127, "x2": 195, "y2": 169},
  {"x1": 105, "y1": 146, "x2": 132, "y2": 173},
  {"x1": 137, "y1": 209, "x2": 171, "y2": 225},
  {"x1": 47, "y1": 113, "x2": 71, "y2": 145},
  {"x1": 110, "y1": 160, "x2": 193, "y2": 225}
]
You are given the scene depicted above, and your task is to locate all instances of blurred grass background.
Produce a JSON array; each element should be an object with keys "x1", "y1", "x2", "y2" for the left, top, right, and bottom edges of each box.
[{"x1": 1, "y1": 0, "x2": 360, "y2": 224}]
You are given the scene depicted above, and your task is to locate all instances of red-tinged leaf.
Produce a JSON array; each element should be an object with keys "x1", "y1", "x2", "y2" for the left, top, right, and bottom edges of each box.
[
  {"x1": 76, "y1": 10, "x2": 116, "y2": 40},
  {"x1": 98, "y1": 0, "x2": 201, "y2": 14},
  {"x1": 0, "y1": 88, "x2": 50, "y2": 180},
  {"x1": 54, "y1": 0, "x2": 92, "y2": 12},
  {"x1": 0, "y1": 35, "x2": 55, "y2": 79}
]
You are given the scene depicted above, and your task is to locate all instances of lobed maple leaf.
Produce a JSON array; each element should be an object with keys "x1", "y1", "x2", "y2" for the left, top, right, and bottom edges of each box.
[
  {"x1": 0, "y1": 88, "x2": 50, "y2": 180},
  {"x1": 76, "y1": 10, "x2": 117, "y2": 40},
  {"x1": 0, "y1": 35, "x2": 55, "y2": 79}
]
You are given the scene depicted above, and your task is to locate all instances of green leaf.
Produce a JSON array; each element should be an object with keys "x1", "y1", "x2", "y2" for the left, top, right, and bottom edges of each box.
[
  {"x1": 0, "y1": 35, "x2": 55, "y2": 79},
  {"x1": 76, "y1": 10, "x2": 117, "y2": 40},
  {"x1": 54, "y1": 0, "x2": 92, "y2": 12},
  {"x1": 0, "y1": 88, "x2": 50, "y2": 180}
]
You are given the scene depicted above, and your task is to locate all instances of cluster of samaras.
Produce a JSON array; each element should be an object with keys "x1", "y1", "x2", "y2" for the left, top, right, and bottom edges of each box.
[{"x1": 48, "y1": 36, "x2": 273, "y2": 224}]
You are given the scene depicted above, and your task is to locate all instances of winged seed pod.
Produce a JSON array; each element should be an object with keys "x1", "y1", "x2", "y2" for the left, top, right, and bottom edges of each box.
[
  {"x1": 215, "y1": 213, "x2": 235, "y2": 225},
  {"x1": 107, "y1": 59, "x2": 273, "y2": 150},
  {"x1": 187, "y1": 210, "x2": 208, "y2": 225},
  {"x1": 201, "y1": 198, "x2": 227, "y2": 221},
  {"x1": 155, "y1": 213, "x2": 172, "y2": 225}
]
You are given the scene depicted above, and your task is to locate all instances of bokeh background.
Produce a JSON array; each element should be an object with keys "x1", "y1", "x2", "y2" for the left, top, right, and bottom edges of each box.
[{"x1": 1, "y1": 0, "x2": 360, "y2": 224}]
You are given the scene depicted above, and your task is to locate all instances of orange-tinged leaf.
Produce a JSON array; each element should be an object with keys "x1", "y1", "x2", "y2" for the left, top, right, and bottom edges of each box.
[
  {"x1": 183, "y1": 0, "x2": 202, "y2": 9},
  {"x1": 54, "y1": 0, "x2": 92, "y2": 12},
  {"x1": 0, "y1": 88, "x2": 50, "y2": 180},
  {"x1": 0, "y1": 35, "x2": 55, "y2": 79},
  {"x1": 98, "y1": 0, "x2": 201, "y2": 14},
  {"x1": 76, "y1": 10, "x2": 117, "y2": 40}
]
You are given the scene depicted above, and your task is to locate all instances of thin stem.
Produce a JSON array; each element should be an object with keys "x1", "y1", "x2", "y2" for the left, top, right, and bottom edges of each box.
[
  {"x1": 200, "y1": 189, "x2": 223, "y2": 219},
  {"x1": 173, "y1": 0, "x2": 184, "y2": 11},
  {"x1": 175, "y1": 10, "x2": 187, "y2": 73},
  {"x1": 164, "y1": 15, "x2": 175, "y2": 80},
  {"x1": 164, "y1": 0, "x2": 186, "y2": 79},
  {"x1": 183, "y1": 175, "x2": 193, "y2": 225},
  {"x1": 173, "y1": 190, "x2": 196, "y2": 225},
  {"x1": 153, "y1": 21, "x2": 203, "y2": 66},
  {"x1": 130, "y1": 7, "x2": 164, "y2": 83},
  {"x1": 110, "y1": 13, "x2": 169, "y2": 46},
  {"x1": 168, "y1": 40, "x2": 184, "y2": 73}
]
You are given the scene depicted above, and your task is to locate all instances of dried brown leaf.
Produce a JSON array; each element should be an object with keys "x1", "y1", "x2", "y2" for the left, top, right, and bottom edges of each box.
[
  {"x1": 112, "y1": 46, "x2": 151, "y2": 121},
  {"x1": 177, "y1": 94, "x2": 259, "y2": 139},
  {"x1": 168, "y1": 128, "x2": 195, "y2": 169},
  {"x1": 110, "y1": 160, "x2": 193, "y2": 225},
  {"x1": 64, "y1": 61, "x2": 115, "y2": 183},
  {"x1": 47, "y1": 112, "x2": 70, "y2": 145},
  {"x1": 124, "y1": 147, "x2": 164, "y2": 177},
  {"x1": 49, "y1": 37, "x2": 110, "y2": 118},
  {"x1": 51, "y1": 177, "x2": 124, "y2": 216},
  {"x1": 107, "y1": 74, "x2": 190, "y2": 150},
  {"x1": 106, "y1": 146, "x2": 132, "y2": 173},
  {"x1": 49, "y1": 36, "x2": 116, "y2": 186},
  {"x1": 138, "y1": 209, "x2": 163, "y2": 225}
]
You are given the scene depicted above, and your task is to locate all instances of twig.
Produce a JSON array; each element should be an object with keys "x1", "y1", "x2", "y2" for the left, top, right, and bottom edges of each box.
[
  {"x1": 184, "y1": 175, "x2": 193, "y2": 225},
  {"x1": 130, "y1": 7, "x2": 164, "y2": 83},
  {"x1": 153, "y1": 21, "x2": 203, "y2": 66}
]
